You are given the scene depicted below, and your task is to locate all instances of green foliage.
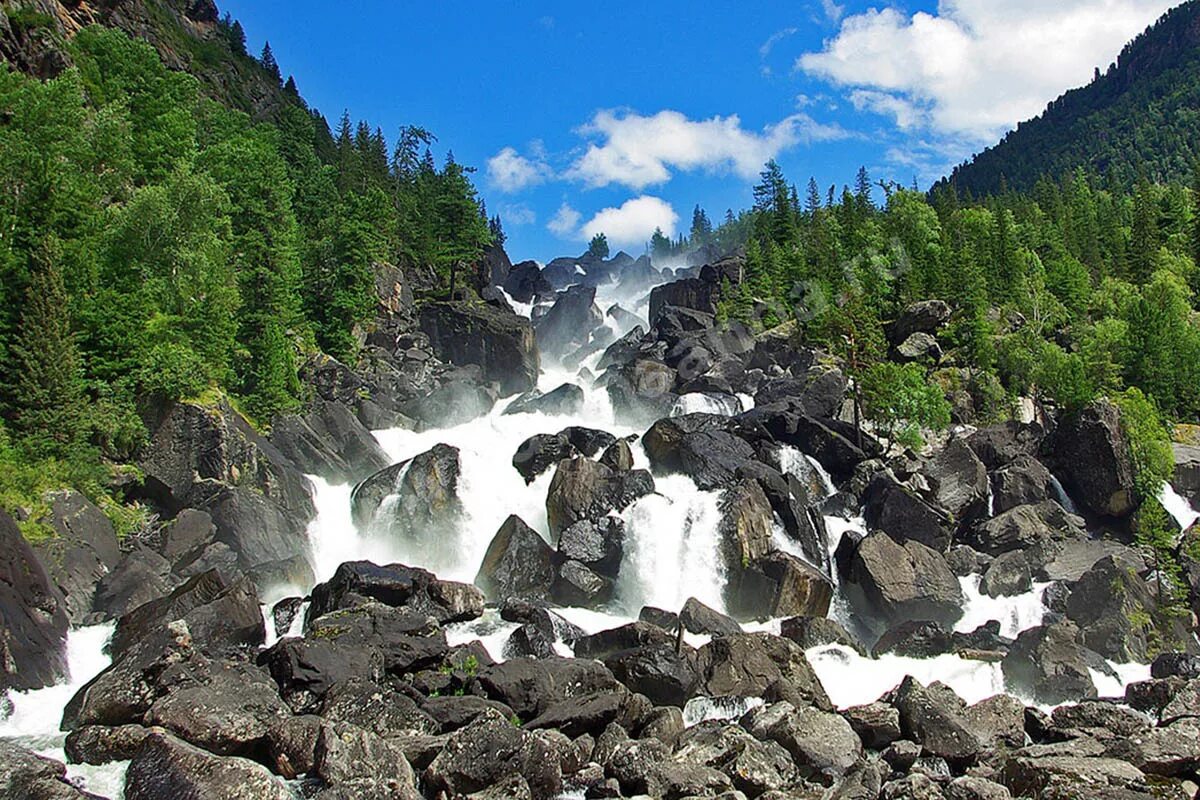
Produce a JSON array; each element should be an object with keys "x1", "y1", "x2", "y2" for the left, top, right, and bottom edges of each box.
[
  {"x1": 860, "y1": 362, "x2": 952, "y2": 451},
  {"x1": 587, "y1": 233, "x2": 610, "y2": 259},
  {"x1": 1112, "y1": 388, "x2": 1174, "y2": 501}
]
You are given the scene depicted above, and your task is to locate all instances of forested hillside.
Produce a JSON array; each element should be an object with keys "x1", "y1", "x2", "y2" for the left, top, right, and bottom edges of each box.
[
  {"x1": 0, "y1": 12, "x2": 492, "y2": 536},
  {"x1": 941, "y1": 0, "x2": 1200, "y2": 195}
]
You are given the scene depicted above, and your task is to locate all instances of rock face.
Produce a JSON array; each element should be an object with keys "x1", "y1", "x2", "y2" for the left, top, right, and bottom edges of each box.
[
  {"x1": 887, "y1": 300, "x2": 952, "y2": 345},
  {"x1": 475, "y1": 516, "x2": 556, "y2": 601},
  {"x1": 1001, "y1": 620, "x2": 1101, "y2": 705},
  {"x1": 0, "y1": 511, "x2": 68, "y2": 692},
  {"x1": 847, "y1": 531, "x2": 964, "y2": 631},
  {"x1": 545, "y1": 457, "x2": 653, "y2": 537},
  {"x1": 535, "y1": 285, "x2": 602, "y2": 358},
  {"x1": 32, "y1": 490, "x2": 121, "y2": 625},
  {"x1": 418, "y1": 300, "x2": 539, "y2": 396},
  {"x1": 0, "y1": 740, "x2": 95, "y2": 799},
  {"x1": 1052, "y1": 400, "x2": 1137, "y2": 518}
]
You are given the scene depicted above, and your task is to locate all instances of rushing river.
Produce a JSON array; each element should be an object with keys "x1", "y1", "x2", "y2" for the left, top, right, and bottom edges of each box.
[{"x1": 0, "y1": 274, "x2": 1169, "y2": 798}]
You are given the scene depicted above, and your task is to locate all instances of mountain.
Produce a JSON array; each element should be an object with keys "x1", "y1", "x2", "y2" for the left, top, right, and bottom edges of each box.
[
  {"x1": 938, "y1": 0, "x2": 1200, "y2": 196},
  {"x1": 0, "y1": 0, "x2": 299, "y2": 122}
]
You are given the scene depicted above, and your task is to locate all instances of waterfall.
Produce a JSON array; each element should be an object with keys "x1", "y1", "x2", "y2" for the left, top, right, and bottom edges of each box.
[
  {"x1": 1047, "y1": 473, "x2": 1079, "y2": 515},
  {"x1": 670, "y1": 392, "x2": 744, "y2": 417},
  {"x1": 1159, "y1": 483, "x2": 1199, "y2": 534}
]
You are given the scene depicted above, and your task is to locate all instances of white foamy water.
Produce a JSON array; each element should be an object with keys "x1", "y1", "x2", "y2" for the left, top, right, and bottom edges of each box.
[
  {"x1": 0, "y1": 624, "x2": 129, "y2": 798},
  {"x1": 955, "y1": 575, "x2": 1050, "y2": 639},
  {"x1": 1159, "y1": 483, "x2": 1199, "y2": 534}
]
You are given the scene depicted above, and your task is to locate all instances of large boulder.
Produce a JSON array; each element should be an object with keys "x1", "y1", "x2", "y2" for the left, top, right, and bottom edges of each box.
[
  {"x1": 545, "y1": 457, "x2": 653, "y2": 537},
  {"x1": 367, "y1": 444, "x2": 462, "y2": 551},
  {"x1": 92, "y1": 546, "x2": 176, "y2": 620},
  {"x1": 966, "y1": 421, "x2": 1044, "y2": 470},
  {"x1": 31, "y1": 490, "x2": 120, "y2": 625},
  {"x1": 673, "y1": 721, "x2": 798, "y2": 796},
  {"x1": 649, "y1": 275, "x2": 723, "y2": 325},
  {"x1": 1051, "y1": 400, "x2": 1137, "y2": 518},
  {"x1": 892, "y1": 677, "x2": 983, "y2": 766},
  {"x1": 603, "y1": 642, "x2": 700, "y2": 707},
  {"x1": 0, "y1": 740, "x2": 98, "y2": 799},
  {"x1": 124, "y1": 731, "x2": 293, "y2": 800},
  {"x1": 503, "y1": 260, "x2": 553, "y2": 304},
  {"x1": 0, "y1": 511, "x2": 68, "y2": 691},
  {"x1": 419, "y1": 300, "x2": 539, "y2": 395},
  {"x1": 471, "y1": 657, "x2": 623, "y2": 721},
  {"x1": 503, "y1": 383, "x2": 584, "y2": 417},
  {"x1": 1172, "y1": 442, "x2": 1200, "y2": 507},
  {"x1": 307, "y1": 561, "x2": 483, "y2": 626},
  {"x1": 923, "y1": 438, "x2": 989, "y2": 523},
  {"x1": 1001, "y1": 621, "x2": 1102, "y2": 705},
  {"x1": 862, "y1": 473, "x2": 956, "y2": 552},
  {"x1": 694, "y1": 633, "x2": 831, "y2": 708},
  {"x1": 475, "y1": 516, "x2": 556, "y2": 601},
  {"x1": 535, "y1": 285, "x2": 602, "y2": 359},
  {"x1": 887, "y1": 300, "x2": 952, "y2": 345},
  {"x1": 728, "y1": 551, "x2": 833, "y2": 620},
  {"x1": 990, "y1": 456, "x2": 1056, "y2": 515},
  {"x1": 741, "y1": 701, "x2": 862, "y2": 781},
  {"x1": 268, "y1": 397, "x2": 391, "y2": 484},
  {"x1": 313, "y1": 721, "x2": 421, "y2": 799},
  {"x1": 110, "y1": 569, "x2": 263, "y2": 660},
  {"x1": 967, "y1": 501, "x2": 1087, "y2": 568},
  {"x1": 511, "y1": 433, "x2": 576, "y2": 484},
  {"x1": 753, "y1": 367, "x2": 847, "y2": 420},
  {"x1": 557, "y1": 517, "x2": 625, "y2": 578},
  {"x1": 643, "y1": 414, "x2": 757, "y2": 490},
  {"x1": 423, "y1": 709, "x2": 562, "y2": 799},
  {"x1": 847, "y1": 531, "x2": 963, "y2": 631},
  {"x1": 605, "y1": 359, "x2": 679, "y2": 423},
  {"x1": 718, "y1": 479, "x2": 775, "y2": 608}
]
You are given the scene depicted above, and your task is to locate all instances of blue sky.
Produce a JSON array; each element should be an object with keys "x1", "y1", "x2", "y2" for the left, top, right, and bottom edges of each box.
[{"x1": 220, "y1": 0, "x2": 1178, "y2": 262}]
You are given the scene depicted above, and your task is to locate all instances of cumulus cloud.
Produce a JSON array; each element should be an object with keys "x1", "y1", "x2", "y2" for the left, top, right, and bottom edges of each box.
[
  {"x1": 487, "y1": 146, "x2": 553, "y2": 193},
  {"x1": 501, "y1": 203, "x2": 536, "y2": 226},
  {"x1": 820, "y1": 0, "x2": 845, "y2": 23},
  {"x1": 581, "y1": 196, "x2": 679, "y2": 248},
  {"x1": 797, "y1": 0, "x2": 1173, "y2": 143},
  {"x1": 567, "y1": 109, "x2": 847, "y2": 190},
  {"x1": 547, "y1": 203, "x2": 582, "y2": 237}
]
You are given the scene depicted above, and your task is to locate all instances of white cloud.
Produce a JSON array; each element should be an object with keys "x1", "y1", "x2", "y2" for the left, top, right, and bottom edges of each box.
[
  {"x1": 501, "y1": 203, "x2": 536, "y2": 226},
  {"x1": 797, "y1": 0, "x2": 1174, "y2": 143},
  {"x1": 581, "y1": 196, "x2": 679, "y2": 248},
  {"x1": 487, "y1": 146, "x2": 552, "y2": 193},
  {"x1": 820, "y1": 0, "x2": 845, "y2": 23},
  {"x1": 567, "y1": 109, "x2": 847, "y2": 190},
  {"x1": 547, "y1": 203, "x2": 582, "y2": 237},
  {"x1": 760, "y1": 27, "x2": 799, "y2": 59}
]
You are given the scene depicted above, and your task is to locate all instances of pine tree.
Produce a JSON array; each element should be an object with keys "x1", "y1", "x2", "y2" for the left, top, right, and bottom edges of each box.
[
  {"x1": 1129, "y1": 176, "x2": 1158, "y2": 284},
  {"x1": 587, "y1": 233, "x2": 610, "y2": 259},
  {"x1": 689, "y1": 205, "x2": 713, "y2": 246},
  {"x1": 1191, "y1": 160, "x2": 1200, "y2": 272},
  {"x1": 11, "y1": 244, "x2": 87, "y2": 459},
  {"x1": 260, "y1": 42, "x2": 282, "y2": 85}
]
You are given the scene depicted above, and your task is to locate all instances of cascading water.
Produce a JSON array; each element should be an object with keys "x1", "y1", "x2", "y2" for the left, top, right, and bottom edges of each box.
[
  {"x1": 0, "y1": 624, "x2": 129, "y2": 797},
  {"x1": 1159, "y1": 482, "x2": 1200, "y2": 534}
]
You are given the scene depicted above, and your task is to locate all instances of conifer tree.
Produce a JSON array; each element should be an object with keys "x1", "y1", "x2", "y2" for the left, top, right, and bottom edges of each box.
[
  {"x1": 260, "y1": 42, "x2": 282, "y2": 85},
  {"x1": 1129, "y1": 176, "x2": 1158, "y2": 284},
  {"x1": 11, "y1": 243, "x2": 86, "y2": 459}
]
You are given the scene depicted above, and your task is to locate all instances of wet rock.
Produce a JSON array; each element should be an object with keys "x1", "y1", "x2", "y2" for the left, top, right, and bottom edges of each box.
[
  {"x1": 965, "y1": 421, "x2": 1044, "y2": 470},
  {"x1": 272, "y1": 597, "x2": 303, "y2": 638},
  {"x1": 526, "y1": 691, "x2": 630, "y2": 738},
  {"x1": 505, "y1": 624, "x2": 558, "y2": 659},
  {"x1": 924, "y1": 439, "x2": 989, "y2": 523},
  {"x1": 718, "y1": 479, "x2": 775, "y2": 606},
  {"x1": 863, "y1": 474, "x2": 955, "y2": 553},
  {"x1": 371, "y1": 443, "x2": 463, "y2": 545},
  {"x1": 755, "y1": 367, "x2": 848, "y2": 420},
  {"x1": 1052, "y1": 400, "x2": 1137, "y2": 518},
  {"x1": 1152, "y1": 652, "x2": 1200, "y2": 679},
  {"x1": 729, "y1": 550, "x2": 834, "y2": 621},
  {"x1": 847, "y1": 531, "x2": 963, "y2": 630},
  {"x1": 31, "y1": 490, "x2": 120, "y2": 625},
  {"x1": 265, "y1": 714, "x2": 321, "y2": 778},
  {"x1": 92, "y1": 546, "x2": 176, "y2": 621},
  {"x1": 990, "y1": 456, "x2": 1055, "y2": 515},
  {"x1": 779, "y1": 617, "x2": 865, "y2": 655},
  {"x1": 0, "y1": 740, "x2": 99, "y2": 799},
  {"x1": 536, "y1": 285, "x2": 603, "y2": 359},
  {"x1": 872, "y1": 620, "x2": 955, "y2": 659},
  {"x1": 695, "y1": 633, "x2": 831, "y2": 709},
  {"x1": 551, "y1": 560, "x2": 613, "y2": 607},
  {"x1": 603, "y1": 643, "x2": 700, "y2": 707},
  {"x1": 476, "y1": 515, "x2": 556, "y2": 601},
  {"x1": 512, "y1": 433, "x2": 577, "y2": 484},
  {"x1": 599, "y1": 439, "x2": 635, "y2": 472},
  {"x1": 893, "y1": 677, "x2": 983, "y2": 766},
  {"x1": 606, "y1": 359, "x2": 679, "y2": 423},
  {"x1": 557, "y1": 517, "x2": 625, "y2": 578},
  {"x1": 419, "y1": 299, "x2": 539, "y2": 395},
  {"x1": 980, "y1": 551, "x2": 1032, "y2": 597},
  {"x1": 559, "y1": 427, "x2": 618, "y2": 457},
  {"x1": 742, "y1": 701, "x2": 863, "y2": 782},
  {"x1": 546, "y1": 457, "x2": 653, "y2": 537},
  {"x1": 111, "y1": 569, "x2": 263, "y2": 660},
  {"x1": 967, "y1": 501, "x2": 1087, "y2": 564},
  {"x1": 1063, "y1": 555, "x2": 1179, "y2": 662},
  {"x1": 505, "y1": 383, "x2": 585, "y2": 416},
  {"x1": 308, "y1": 560, "x2": 482, "y2": 626},
  {"x1": 639, "y1": 606, "x2": 681, "y2": 632},
  {"x1": 268, "y1": 397, "x2": 391, "y2": 484},
  {"x1": 401, "y1": 373, "x2": 498, "y2": 429},
  {"x1": 313, "y1": 721, "x2": 420, "y2": 799},
  {"x1": 504, "y1": 260, "x2": 554, "y2": 304},
  {"x1": 158, "y1": 509, "x2": 217, "y2": 565},
  {"x1": 124, "y1": 731, "x2": 293, "y2": 800},
  {"x1": 674, "y1": 721, "x2": 799, "y2": 795},
  {"x1": 1001, "y1": 621, "x2": 1102, "y2": 705},
  {"x1": 422, "y1": 708, "x2": 562, "y2": 799},
  {"x1": 680, "y1": 597, "x2": 742, "y2": 636},
  {"x1": 0, "y1": 510, "x2": 68, "y2": 691},
  {"x1": 471, "y1": 657, "x2": 623, "y2": 721}
]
